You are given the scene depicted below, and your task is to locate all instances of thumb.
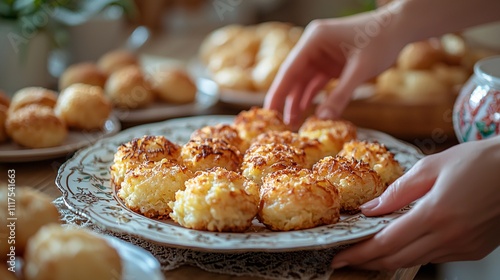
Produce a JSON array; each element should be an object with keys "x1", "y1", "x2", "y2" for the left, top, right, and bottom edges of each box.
[
  {"x1": 360, "y1": 157, "x2": 438, "y2": 216},
  {"x1": 315, "y1": 56, "x2": 365, "y2": 119}
]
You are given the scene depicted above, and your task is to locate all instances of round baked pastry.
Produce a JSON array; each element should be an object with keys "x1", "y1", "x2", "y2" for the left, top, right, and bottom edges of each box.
[
  {"x1": 199, "y1": 24, "x2": 245, "y2": 64},
  {"x1": 8, "y1": 87, "x2": 57, "y2": 113},
  {"x1": 190, "y1": 123, "x2": 248, "y2": 154},
  {"x1": 233, "y1": 107, "x2": 289, "y2": 146},
  {"x1": 59, "y1": 62, "x2": 107, "y2": 90},
  {"x1": 251, "y1": 56, "x2": 283, "y2": 91},
  {"x1": 299, "y1": 116, "x2": 357, "y2": 158},
  {"x1": 0, "y1": 105, "x2": 8, "y2": 143},
  {"x1": 110, "y1": 135, "x2": 181, "y2": 189},
  {"x1": 97, "y1": 49, "x2": 139, "y2": 76},
  {"x1": 55, "y1": 83, "x2": 112, "y2": 130},
  {"x1": 169, "y1": 167, "x2": 259, "y2": 232},
  {"x1": 397, "y1": 39, "x2": 444, "y2": 70},
  {"x1": 119, "y1": 159, "x2": 194, "y2": 219},
  {"x1": 258, "y1": 168, "x2": 340, "y2": 231},
  {"x1": 212, "y1": 67, "x2": 255, "y2": 91},
  {"x1": 180, "y1": 138, "x2": 242, "y2": 173},
  {"x1": 24, "y1": 225, "x2": 122, "y2": 280},
  {"x1": 241, "y1": 143, "x2": 306, "y2": 186},
  {"x1": 5, "y1": 105, "x2": 67, "y2": 148},
  {"x1": 0, "y1": 186, "x2": 60, "y2": 257},
  {"x1": 105, "y1": 65, "x2": 154, "y2": 109},
  {"x1": 313, "y1": 156, "x2": 385, "y2": 213},
  {"x1": 338, "y1": 140, "x2": 404, "y2": 186},
  {"x1": 0, "y1": 90, "x2": 10, "y2": 107},
  {"x1": 253, "y1": 130, "x2": 323, "y2": 169},
  {"x1": 149, "y1": 67, "x2": 197, "y2": 104}
]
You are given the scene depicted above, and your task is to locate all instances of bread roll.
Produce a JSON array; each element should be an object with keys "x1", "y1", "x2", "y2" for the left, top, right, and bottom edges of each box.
[
  {"x1": 59, "y1": 62, "x2": 107, "y2": 90},
  {"x1": 105, "y1": 65, "x2": 154, "y2": 109},
  {"x1": 8, "y1": 87, "x2": 57, "y2": 113},
  {"x1": 55, "y1": 83, "x2": 112, "y2": 130},
  {"x1": 212, "y1": 67, "x2": 255, "y2": 91},
  {"x1": 149, "y1": 68, "x2": 197, "y2": 104},
  {"x1": 97, "y1": 49, "x2": 139, "y2": 76},
  {"x1": 397, "y1": 39, "x2": 444, "y2": 70}
]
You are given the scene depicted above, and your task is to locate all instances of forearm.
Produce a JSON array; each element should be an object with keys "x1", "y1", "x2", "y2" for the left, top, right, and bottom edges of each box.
[{"x1": 384, "y1": 0, "x2": 500, "y2": 45}]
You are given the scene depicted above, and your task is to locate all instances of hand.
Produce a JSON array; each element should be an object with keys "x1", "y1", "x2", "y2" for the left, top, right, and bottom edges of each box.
[
  {"x1": 264, "y1": 5, "x2": 407, "y2": 129},
  {"x1": 331, "y1": 136, "x2": 500, "y2": 271}
]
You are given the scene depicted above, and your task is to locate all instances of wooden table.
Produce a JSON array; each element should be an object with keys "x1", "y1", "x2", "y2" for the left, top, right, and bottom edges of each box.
[{"x1": 0, "y1": 102, "x2": 424, "y2": 280}]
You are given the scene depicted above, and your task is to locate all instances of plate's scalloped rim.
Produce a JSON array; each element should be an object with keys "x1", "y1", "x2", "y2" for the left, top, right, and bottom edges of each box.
[{"x1": 56, "y1": 115, "x2": 424, "y2": 253}]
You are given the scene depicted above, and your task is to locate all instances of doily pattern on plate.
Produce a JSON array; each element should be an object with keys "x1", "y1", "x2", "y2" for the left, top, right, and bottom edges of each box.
[{"x1": 57, "y1": 115, "x2": 423, "y2": 253}]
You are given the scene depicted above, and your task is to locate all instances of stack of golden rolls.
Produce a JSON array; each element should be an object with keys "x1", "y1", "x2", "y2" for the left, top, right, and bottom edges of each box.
[
  {"x1": 0, "y1": 185, "x2": 122, "y2": 280},
  {"x1": 199, "y1": 22, "x2": 304, "y2": 92},
  {"x1": 0, "y1": 85, "x2": 112, "y2": 149},
  {"x1": 60, "y1": 49, "x2": 198, "y2": 110},
  {"x1": 112, "y1": 107, "x2": 404, "y2": 232}
]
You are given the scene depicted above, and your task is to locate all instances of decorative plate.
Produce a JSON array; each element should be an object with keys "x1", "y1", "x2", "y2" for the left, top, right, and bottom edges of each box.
[
  {"x1": 0, "y1": 116, "x2": 121, "y2": 163},
  {"x1": 57, "y1": 115, "x2": 424, "y2": 252}
]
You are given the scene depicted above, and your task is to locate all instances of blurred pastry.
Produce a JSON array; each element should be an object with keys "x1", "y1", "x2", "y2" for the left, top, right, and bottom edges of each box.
[
  {"x1": 338, "y1": 140, "x2": 404, "y2": 186},
  {"x1": 0, "y1": 105, "x2": 8, "y2": 143},
  {"x1": 396, "y1": 39, "x2": 445, "y2": 70},
  {"x1": 59, "y1": 62, "x2": 107, "y2": 91},
  {"x1": 299, "y1": 116, "x2": 357, "y2": 158},
  {"x1": 251, "y1": 56, "x2": 283, "y2": 92},
  {"x1": 253, "y1": 130, "x2": 323, "y2": 169},
  {"x1": 149, "y1": 67, "x2": 197, "y2": 104},
  {"x1": 0, "y1": 90, "x2": 10, "y2": 107},
  {"x1": 110, "y1": 135, "x2": 181, "y2": 189},
  {"x1": 233, "y1": 107, "x2": 289, "y2": 146},
  {"x1": 212, "y1": 67, "x2": 255, "y2": 91},
  {"x1": 258, "y1": 168, "x2": 340, "y2": 231},
  {"x1": 180, "y1": 138, "x2": 242, "y2": 173},
  {"x1": 432, "y1": 63, "x2": 469, "y2": 88},
  {"x1": 97, "y1": 49, "x2": 139, "y2": 76},
  {"x1": 105, "y1": 65, "x2": 154, "y2": 109},
  {"x1": 55, "y1": 83, "x2": 112, "y2": 130},
  {"x1": 241, "y1": 143, "x2": 306, "y2": 186},
  {"x1": 0, "y1": 186, "x2": 60, "y2": 257},
  {"x1": 199, "y1": 24, "x2": 245, "y2": 64},
  {"x1": 8, "y1": 87, "x2": 57, "y2": 113},
  {"x1": 119, "y1": 159, "x2": 194, "y2": 218},
  {"x1": 313, "y1": 156, "x2": 385, "y2": 213},
  {"x1": 5, "y1": 105, "x2": 67, "y2": 148},
  {"x1": 24, "y1": 225, "x2": 122, "y2": 280},
  {"x1": 440, "y1": 33, "x2": 468, "y2": 65},
  {"x1": 169, "y1": 167, "x2": 259, "y2": 232},
  {"x1": 190, "y1": 123, "x2": 248, "y2": 154}
]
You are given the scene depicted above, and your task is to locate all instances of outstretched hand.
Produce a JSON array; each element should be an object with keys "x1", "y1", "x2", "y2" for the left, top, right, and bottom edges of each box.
[{"x1": 331, "y1": 136, "x2": 500, "y2": 270}]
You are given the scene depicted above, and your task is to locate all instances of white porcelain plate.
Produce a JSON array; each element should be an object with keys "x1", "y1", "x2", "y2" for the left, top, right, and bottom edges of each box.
[
  {"x1": 57, "y1": 115, "x2": 423, "y2": 252},
  {"x1": 0, "y1": 116, "x2": 121, "y2": 163}
]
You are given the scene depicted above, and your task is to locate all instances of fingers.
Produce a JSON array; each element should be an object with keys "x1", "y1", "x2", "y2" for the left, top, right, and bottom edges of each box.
[{"x1": 360, "y1": 157, "x2": 438, "y2": 216}]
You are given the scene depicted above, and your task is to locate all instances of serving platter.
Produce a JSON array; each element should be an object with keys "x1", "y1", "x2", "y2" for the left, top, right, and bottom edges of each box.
[{"x1": 57, "y1": 115, "x2": 424, "y2": 252}]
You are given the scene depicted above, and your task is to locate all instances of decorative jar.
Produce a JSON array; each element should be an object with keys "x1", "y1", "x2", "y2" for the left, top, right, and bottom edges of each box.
[{"x1": 453, "y1": 55, "x2": 500, "y2": 142}]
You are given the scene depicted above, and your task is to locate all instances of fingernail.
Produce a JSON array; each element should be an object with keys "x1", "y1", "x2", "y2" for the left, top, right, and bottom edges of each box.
[
  {"x1": 331, "y1": 261, "x2": 349, "y2": 269},
  {"x1": 360, "y1": 198, "x2": 380, "y2": 211}
]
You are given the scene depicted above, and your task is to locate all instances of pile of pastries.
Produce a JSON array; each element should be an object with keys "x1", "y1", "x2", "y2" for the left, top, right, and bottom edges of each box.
[
  {"x1": 0, "y1": 186, "x2": 122, "y2": 280},
  {"x1": 0, "y1": 85, "x2": 111, "y2": 149},
  {"x1": 111, "y1": 107, "x2": 404, "y2": 232},
  {"x1": 199, "y1": 22, "x2": 303, "y2": 92},
  {"x1": 60, "y1": 49, "x2": 198, "y2": 109}
]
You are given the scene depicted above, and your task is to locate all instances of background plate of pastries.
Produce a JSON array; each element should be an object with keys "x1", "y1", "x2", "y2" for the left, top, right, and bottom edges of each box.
[
  {"x1": 60, "y1": 50, "x2": 219, "y2": 125},
  {"x1": 0, "y1": 186, "x2": 164, "y2": 280},
  {"x1": 0, "y1": 87, "x2": 120, "y2": 163},
  {"x1": 57, "y1": 108, "x2": 424, "y2": 252}
]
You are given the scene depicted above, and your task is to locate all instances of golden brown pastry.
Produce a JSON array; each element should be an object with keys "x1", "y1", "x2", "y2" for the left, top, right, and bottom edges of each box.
[
  {"x1": 258, "y1": 168, "x2": 340, "y2": 231},
  {"x1": 8, "y1": 87, "x2": 57, "y2": 113},
  {"x1": 169, "y1": 167, "x2": 259, "y2": 232},
  {"x1": 104, "y1": 65, "x2": 155, "y2": 109},
  {"x1": 110, "y1": 135, "x2": 181, "y2": 189},
  {"x1": 233, "y1": 107, "x2": 289, "y2": 146},
  {"x1": 241, "y1": 143, "x2": 306, "y2": 186},
  {"x1": 97, "y1": 49, "x2": 139, "y2": 76},
  {"x1": 0, "y1": 104, "x2": 8, "y2": 143},
  {"x1": 5, "y1": 105, "x2": 67, "y2": 148},
  {"x1": 24, "y1": 225, "x2": 122, "y2": 280},
  {"x1": 0, "y1": 90, "x2": 10, "y2": 108},
  {"x1": 199, "y1": 24, "x2": 246, "y2": 64},
  {"x1": 58, "y1": 62, "x2": 107, "y2": 91},
  {"x1": 180, "y1": 138, "x2": 242, "y2": 173},
  {"x1": 0, "y1": 186, "x2": 60, "y2": 257},
  {"x1": 212, "y1": 67, "x2": 255, "y2": 91},
  {"x1": 338, "y1": 140, "x2": 404, "y2": 186},
  {"x1": 190, "y1": 123, "x2": 248, "y2": 154},
  {"x1": 55, "y1": 83, "x2": 112, "y2": 130},
  {"x1": 252, "y1": 130, "x2": 323, "y2": 169},
  {"x1": 149, "y1": 67, "x2": 197, "y2": 104},
  {"x1": 313, "y1": 156, "x2": 385, "y2": 213},
  {"x1": 397, "y1": 39, "x2": 445, "y2": 70},
  {"x1": 298, "y1": 116, "x2": 357, "y2": 158},
  {"x1": 251, "y1": 56, "x2": 283, "y2": 92},
  {"x1": 119, "y1": 159, "x2": 194, "y2": 218}
]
